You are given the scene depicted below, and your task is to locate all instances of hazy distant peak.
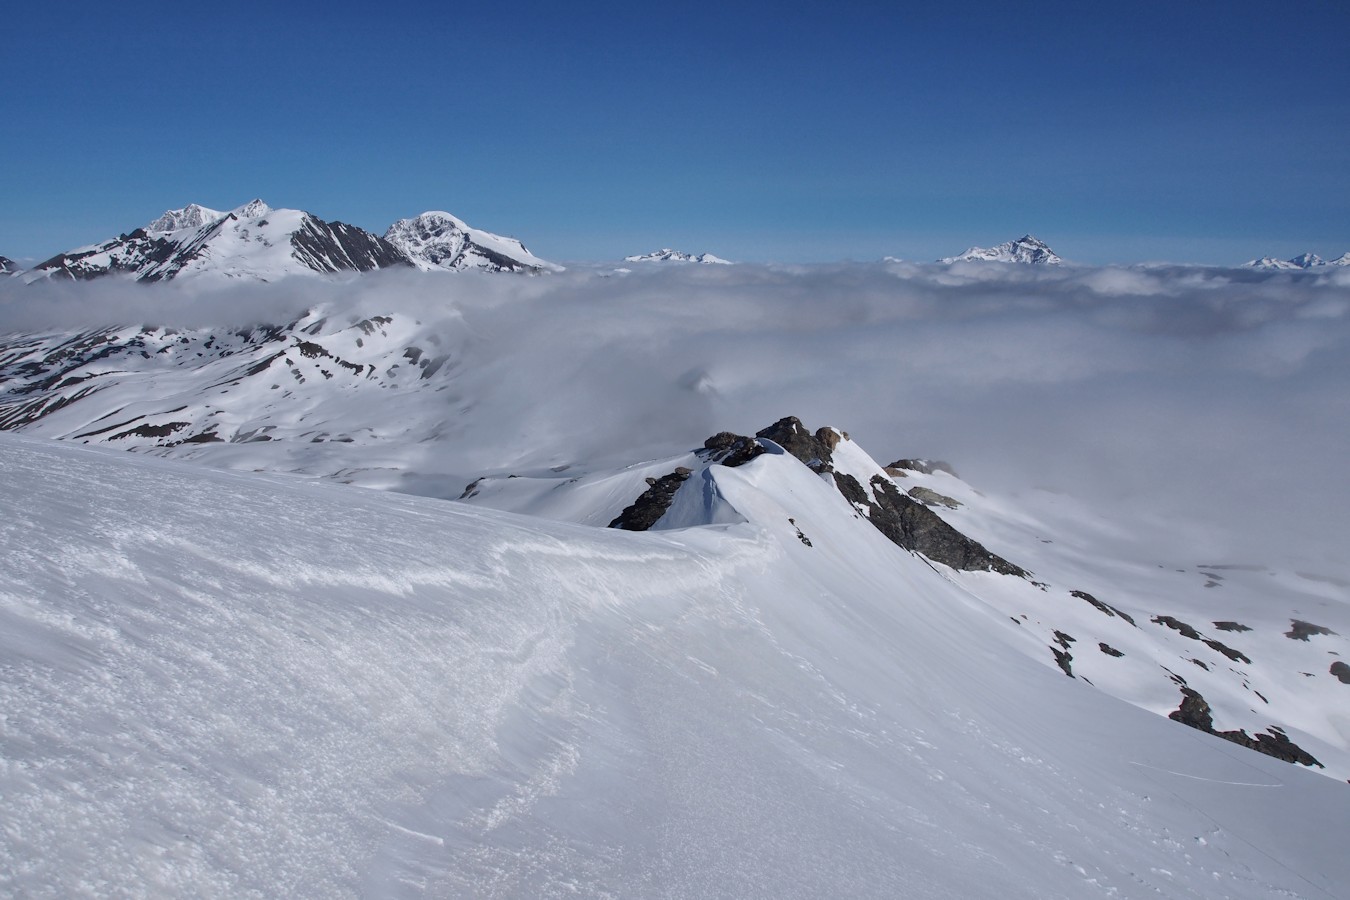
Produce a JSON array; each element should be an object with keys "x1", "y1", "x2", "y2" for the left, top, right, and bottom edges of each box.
[
  {"x1": 940, "y1": 235, "x2": 1062, "y2": 265},
  {"x1": 1244, "y1": 251, "x2": 1347, "y2": 270},
  {"x1": 624, "y1": 248, "x2": 732, "y2": 264}
]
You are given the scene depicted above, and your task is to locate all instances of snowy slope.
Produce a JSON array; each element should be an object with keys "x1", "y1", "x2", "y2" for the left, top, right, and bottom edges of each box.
[
  {"x1": 0, "y1": 255, "x2": 22, "y2": 276},
  {"x1": 459, "y1": 417, "x2": 1350, "y2": 783},
  {"x1": 384, "y1": 211, "x2": 561, "y2": 273},
  {"x1": 2, "y1": 261, "x2": 1347, "y2": 793},
  {"x1": 624, "y1": 248, "x2": 732, "y2": 264},
  {"x1": 3, "y1": 433, "x2": 1348, "y2": 898},
  {"x1": 940, "y1": 235, "x2": 1062, "y2": 265},
  {"x1": 24, "y1": 201, "x2": 410, "y2": 283}
]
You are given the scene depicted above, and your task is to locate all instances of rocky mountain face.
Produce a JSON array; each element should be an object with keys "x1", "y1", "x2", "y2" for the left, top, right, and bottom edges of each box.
[
  {"x1": 940, "y1": 235, "x2": 1062, "y2": 265},
  {"x1": 0, "y1": 256, "x2": 21, "y2": 276},
  {"x1": 383, "y1": 211, "x2": 559, "y2": 273},
  {"x1": 624, "y1": 248, "x2": 732, "y2": 264}
]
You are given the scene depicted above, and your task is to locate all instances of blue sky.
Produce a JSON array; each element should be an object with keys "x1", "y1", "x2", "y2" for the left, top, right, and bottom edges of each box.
[{"x1": 2, "y1": 0, "x2": 1347, "y2": 265}]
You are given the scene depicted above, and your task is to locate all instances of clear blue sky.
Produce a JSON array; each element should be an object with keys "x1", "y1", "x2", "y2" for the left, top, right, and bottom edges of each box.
[{"x1": 2, "y1": 0, "x2": 1347, "y2": 265}]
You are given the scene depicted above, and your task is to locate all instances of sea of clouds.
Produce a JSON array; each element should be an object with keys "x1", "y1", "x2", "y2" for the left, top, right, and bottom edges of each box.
[{"x1": 4, "y1": 261, "x2": 1348, "y2": 572}]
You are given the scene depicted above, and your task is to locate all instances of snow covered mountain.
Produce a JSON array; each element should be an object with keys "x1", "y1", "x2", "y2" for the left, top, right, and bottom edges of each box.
[
  {"x1": 1244, "y1": 251, "x2": 1350, "y2": 269},
  {"x1": 0, "y1": 255, "x2": 21, "y2": 276},
  {"x1": 18, "y1": 201, "x2": 561, "y2": 283},
  {"x1": 2, "y1": 429, "x2": 1348, "y2": 897},
  {"x1": 24, "y1": 200, "x2": 411, "y2": 283},
  {"x1": 624, "y1": 248, "x2": 732, "y2": 264},
  {"x1": 384, "y1": 210, "x2": 561, "y2": 273},
  {"x1": 2, "y1": 262, "x2": 1348, "y2": 893},
  {"x1": 940, "y1": 234, "x2": 1063, "y2": 265},
  {"x1": 1, "y1": 303, "x2": 1345, "y2": 783}
]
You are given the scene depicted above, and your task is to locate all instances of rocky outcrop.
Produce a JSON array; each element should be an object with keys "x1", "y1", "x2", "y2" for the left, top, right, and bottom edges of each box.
[
  {"x1": 832, "y1": 470, "x2": 1027, "y2": 576},
  {"x1": 1168, "y1": 687, "x2": 1322, "y2": 768},
  {"x1": 609, "y1": 468, "x2": 693, "y2": 531},
  {"x1": 887, "y1": 458, "x2": 958, "y2": 477},
  {"x1": 699, "y1": 431, "x2": 765, "y2": 468},
  {"x1": 755, "y1": 416, "x2": 839, "y2": 472}
]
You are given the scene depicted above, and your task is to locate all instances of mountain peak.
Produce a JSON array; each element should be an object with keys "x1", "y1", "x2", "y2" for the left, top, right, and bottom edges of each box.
[
  {"x1": 1243, "y1": 252, "x2": 1338, "y2": 270},
  {"x1": 940, "y1": 235, "x2": 1062, "y2": 265},
  {"x1": 624, "y1": 248, "x2": 732, "y2": 264},
  {"x1": 145, "y1": 203, "x2": 224, "y2": 234},
  {"x1": 232, "y1": 199, "x2": 272, "y2": 219},
  {"x1": 384, "y1": 211, "x2": 559, "y2": 273}
]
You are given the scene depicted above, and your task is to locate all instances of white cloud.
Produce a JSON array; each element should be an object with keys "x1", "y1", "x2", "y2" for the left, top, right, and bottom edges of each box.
[{"x1": 3, "y1": 262, "x2": 1347, "y2": 570}]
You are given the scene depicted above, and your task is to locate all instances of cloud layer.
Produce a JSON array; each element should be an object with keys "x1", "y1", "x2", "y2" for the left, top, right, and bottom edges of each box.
[{"x1": 4, "y1": 262, "x2": 1348, "y2": 570}]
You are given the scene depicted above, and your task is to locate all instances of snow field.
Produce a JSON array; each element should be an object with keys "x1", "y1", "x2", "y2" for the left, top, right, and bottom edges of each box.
[{"x1": 2, "y1": 435, "x2": 1348, "y2": 897}]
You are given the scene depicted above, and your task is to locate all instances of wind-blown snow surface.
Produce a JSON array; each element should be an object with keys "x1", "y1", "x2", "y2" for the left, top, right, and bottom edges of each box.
[{"x1": 2, "y1": 433, "x2": 1347, "y2": 898}]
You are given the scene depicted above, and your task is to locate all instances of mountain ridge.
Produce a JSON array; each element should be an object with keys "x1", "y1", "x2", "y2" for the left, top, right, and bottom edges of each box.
[
  {"x1": 624, "y1": 248, "x2": 732, "y2": 264},
  {"x1": 21, "y1": 201, "x2": 557, "y2": 283}
]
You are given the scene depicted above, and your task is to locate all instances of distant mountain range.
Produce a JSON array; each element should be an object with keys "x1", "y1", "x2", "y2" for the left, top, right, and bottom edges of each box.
[
  {"x1": 6, "y1": 209, "x2": 1347, "y2": 277},
  {"x1": 624, "y1": 248, "x2": 732, "y2": 265},
  {"x1": 17, "y1": 201, "x2": 558, "y2": 283},
  {"x1": 1244, "y1": 251, "x2": 1350, "y2": 270},
  {"x1": 939, "y1": 235, "x2": 1063, "y2": 265}
]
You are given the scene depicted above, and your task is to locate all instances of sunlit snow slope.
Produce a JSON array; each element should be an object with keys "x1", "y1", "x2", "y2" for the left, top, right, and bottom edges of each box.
[{"x1": 1, "y1": 434, "x2": 1346, "y2": 898}]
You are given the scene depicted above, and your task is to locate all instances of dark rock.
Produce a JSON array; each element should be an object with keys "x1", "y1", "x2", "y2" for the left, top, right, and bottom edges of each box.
[
  {"x1": 110, "y1": 421, "x2": 190, "y2": 440},
  {"x1": 1285, "y1": 620, "x2": 1337, "y2": 641},
  {"x1": 755, "y1": 416, "x2": 838, "y2": 473},
  {"x1": 1072, "y1": 590, "x2": 1136, "y2": 626},
  {"x1": 1052, "y1": 630, "x2": 1076, "y2": 650},
  {"x1": 1168, "y1": 687, "x2": 1323, "y2": 768},
  {"x1": 1169, "y1": 687, "x2": 1215, "y2": 731},
  {"x1": 864, "y1": 475, "x2": 1027, "y2": 576},
  {"x1": 1098, "y1": 642, "x2": 1124, "y2": 658},
  {"x1": 1051, "y1": 646, "x2": 1074, "y2": 677},
  {"x1": 700, "y1": 432, "x2": 764, "y2": 468},
  {"x1": 1330, "y1": 661, "x2": 1350, "y2": 685},
  {"x1": 1202, "y1": 638, "x2": 1251, "y2": 665},
  {"x1": 609, "y1": 469, "x2": 693, "y2": 531},
  {"x1": 907, "y1": 486, "x2": 961, "y2": 509},
  {"x1": 886, "y1": 458, "x2": 958, "y2": 477},
  {"x1": 1213, "y1": 621, "x2": 1252, "y2": 633},
  {"x1": 1152, "y1": 615, "x2": 1202, "y2": 640}
]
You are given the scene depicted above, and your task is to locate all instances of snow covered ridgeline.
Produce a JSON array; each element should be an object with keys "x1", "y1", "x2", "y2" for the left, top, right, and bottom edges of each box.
[
  {"x1": 462, "y1": 416, "x2": 1350, "y2": 783},
  {"x1": 23, "y1": 201, "x2": 558, "y2": 282},
  {"x1": 3, "y1": 433, "x2": 1349, "y2": 898},
  {"x1": 1244, "y1": 251, "x2": 1350, "y2": 270},
  {"x1": 624, "y1": 248, "x2": 732, "y2": 264}
]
